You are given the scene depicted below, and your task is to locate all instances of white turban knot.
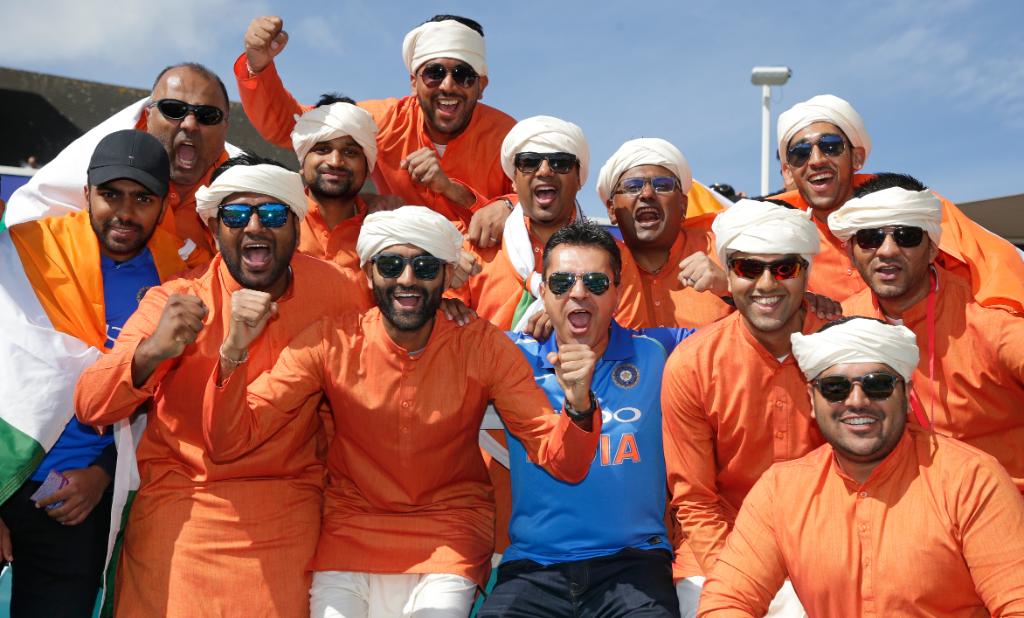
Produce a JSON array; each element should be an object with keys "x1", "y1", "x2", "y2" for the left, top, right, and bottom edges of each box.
[
  {"x1": 712, "y1": 198, "x2": 820, "y2": 266},
  {"x1": 828, "y1": 187, "x2": 942, "y2": 247},
  {"x1": 291, "y1": 103, "x2": 379, "y2": 171},
  {"x1": 595, "y1": 138, "x2": 692, "y2": 203},
  {"x1": 356, "y1": 205, "x2": 463, "y2": 266},
  {"x1": 195, "y1": 164, "x2": 308, "y2": 227},
  {"x1": 499, "y1": 115, "x2": 589, "y2": 185},
  {"x1": 402, "y1": 20, "x2": 486, "y2": 76},
  {"x1": 791, "y1": 317, "x2": 920, "y2": 381},
  {"x1": 777, "y1": 94, "x2": 871, "y2": 165}
]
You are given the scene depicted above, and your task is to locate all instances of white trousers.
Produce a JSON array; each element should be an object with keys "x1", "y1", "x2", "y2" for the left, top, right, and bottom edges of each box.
[
  {"x1": 676, "y1": 576, "x2": 806, "y2": 617},
  {"x1": 310, "y1": 571, "x2": 477, "y2": 618}
]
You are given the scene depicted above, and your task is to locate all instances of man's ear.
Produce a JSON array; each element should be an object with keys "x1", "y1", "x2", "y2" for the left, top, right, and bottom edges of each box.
[
  {"x1": 605, "y1": 199, "x2": 618, "y2": 225},
  {"x1": 156, "y1": 196, "x2": 169, "y2": 224},
  {"x1": 477, "y1": 75, "x2": 489, "y2": 100},
  {"x1": 363, "y1": 263, "x2": 374, "y2": 290},
  {"x1": 852, "y1": 147, "x2": 866, "y2": 171},
  {"x1": 806, "y1": 384, "x2": 817, "y2": 419},
  {"x1": 927, "y1": 237, "x2": 940, "y2": 263},
  {"x1": 781, "y1": 164, "x2": 795, "y2": 188},
  {"x1": 409, "y1": 73, "x2": 417, "y2": 95}
]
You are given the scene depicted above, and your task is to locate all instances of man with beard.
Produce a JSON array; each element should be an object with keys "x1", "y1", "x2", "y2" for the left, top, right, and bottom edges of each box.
[
  {"x1": 73, "y1": 154, "x2": 367, "y2": 617},
  {"x1": 597, "y1": 138, "x2": 733, "y2": 330},
  {"x1": 699, "y1": 318, "x2": 1024, "y2": 617},
  {"x1": 662, "y1": 199, "x2": 827, "y2": 617},
  {"x1": 8, "y1": 63, "x2": 235, "y2": 263},
  {"x1": 0, "y1": 130, "x2": 191, "y2": 616},
  {"x1": 772, "y1": 94, "x2": 1024, "y2": 310},
  {"x1": 479, "y1": 221, "x2": 689, "y2": 618},
  {"x1": 832, "y1": 175, "x2": 1024, "y2": 491},
  {"x1": 236, "y1": 14, "x2": 516, "y2": 237},
  {"x1": 202, "y1": 206, "x2": 600, "y2": 617}
]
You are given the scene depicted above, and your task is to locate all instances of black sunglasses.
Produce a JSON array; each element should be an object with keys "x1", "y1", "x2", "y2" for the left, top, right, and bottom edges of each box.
[
  {"x1": 371, "y1": 253, "x2": 444, "y2": 280},
  {"x1": 218, "y1": 203, "x2": 290, "y2": 228},
  {"x1": 514, "y1": 152, "x2": 579, "y2": 175},
  {"x1": 786, "y1": 133, "x2": 846, "y2": 167},
  {"x1": 616, "y1": 176, "x2": 679, "y2": 195},
  {"x1": 419, "y1": 62, "x2": 479, "y2": 88},
  {"x1": 853, "y1": 226, "x2": 925, "y2": 250},
  {"x1": 812, "y1": 372, "x2": 902, "y2": 403},
  {"x1": 728, "y1": 257, "x2": 807, "y2": 281},
  {"x1": 150, "y1": 98, "x2": 225, "y2": 126},
  {"x1": 546, "y1": 272, "x2": 611, "y2": 296}
]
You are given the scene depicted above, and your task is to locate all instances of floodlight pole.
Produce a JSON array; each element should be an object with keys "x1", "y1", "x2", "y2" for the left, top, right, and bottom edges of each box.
[{"x1": 760, "y1": 84, "x2": 771, "y2": 196}]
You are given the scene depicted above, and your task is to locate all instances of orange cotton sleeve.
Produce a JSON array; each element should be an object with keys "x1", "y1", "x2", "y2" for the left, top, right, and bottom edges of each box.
[
  {"x1": 485, "y1": 328, "x2": 601, "y2": 484},
  {"x1": 697, "y1": 471, "x2": 788, "y2": 618},
  {"x1": 955, "y1": 456, "x2": 1024, "y2": 615},
  {"x1": 662, "y1": 345, "x2": 734, "y2": 574},
  {"x1": 202, "y1": 318, "x2": 328, "y2": 463},
  {"x1": 233, "y1": 53, "x2": 312, "y2": 149},
  {"x1": 74, "y1": 285, "x2": 178, "y2": 427}
]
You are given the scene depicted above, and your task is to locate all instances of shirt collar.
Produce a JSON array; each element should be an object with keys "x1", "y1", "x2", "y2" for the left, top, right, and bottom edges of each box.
[
  {"x1": 538, "y1": 320, "x2": 634, "y2": 369},
  {"x1": 100, "y1": 246, "x2": 155, "y2": 270}
]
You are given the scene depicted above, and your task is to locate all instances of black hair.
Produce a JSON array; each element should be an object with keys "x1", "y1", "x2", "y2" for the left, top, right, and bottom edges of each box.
[
  {"x1": 816, "y1": 315, "x2": 888, "y2": 333},
  {"x1": 315, "y1": 92, "x2": 357, "y2": 108},
  {"x1": 210, "y1": 152, "x2": 289, "y2": 183},
  {"x1": 424, "y1": 15, "x2": 484, "y2": 36},
  {"x1": 853, "y1": 173, "x2": 928, "y2": 198},
  {"x1": 542, "y1": 219, "x2": 622, "y2": 285},
  {"x1": 152, "y1": 62, "x2": 230, "y2": 112}
]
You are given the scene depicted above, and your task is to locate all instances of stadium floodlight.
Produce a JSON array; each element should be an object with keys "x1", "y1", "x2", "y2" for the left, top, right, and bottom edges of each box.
[{"x1": 751, "y1": 66, "x2": 792, "y2": 195}]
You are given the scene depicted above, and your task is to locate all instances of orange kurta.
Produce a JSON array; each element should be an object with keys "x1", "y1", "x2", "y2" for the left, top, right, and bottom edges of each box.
[
  {"x1": 205, "y1": 309, "x2": 600, "y2": 587},
  {"x1": 297, "y1": 194, "x2": 374, "y2": 307},
  {"x1": 9, "y1": 208, "x2": 192, "y2": 349},
  {"x1": 73, "y1": 253, "x2": 368, "y2": 618},
  {"x1": 662, "y1": 310, "x2": 827, "y2": 580},
  {"x1": 615, "y1": 229, "x2": 732, "y2": 330},
  {"x1": 843, "y1": 266, "x2": 1024, "y2": 489},
  {"x1": 775, "y1": 174, "x2": 1024, "y2": 311},
  {"x1": 233, "y1": 55, "x2": 514, "y2": 225},
  {"x1": 133, "y1": 110, "x2": 224, "y2": 263},
  {"x1": 698, "y1": 426, "x2": 1024, "y2": 617}
]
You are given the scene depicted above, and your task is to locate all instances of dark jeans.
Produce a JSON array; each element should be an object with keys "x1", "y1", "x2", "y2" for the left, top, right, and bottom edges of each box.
[
  {"x1": 477, "y1": 547, "x2": 679, "y2": 618},
  {"x1": 0, "y1": 479, "x2": 111, "y2": 618}
]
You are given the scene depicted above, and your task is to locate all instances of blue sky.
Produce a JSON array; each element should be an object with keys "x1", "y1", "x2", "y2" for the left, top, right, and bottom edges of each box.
[{"x1": 7, "y1": 0, "x2": 1024, "y2": 218}]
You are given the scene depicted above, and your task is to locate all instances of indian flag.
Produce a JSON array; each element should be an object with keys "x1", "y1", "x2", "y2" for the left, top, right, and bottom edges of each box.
[{"x1": 0, "y1": 231, "x2": 101, "y2": 502}]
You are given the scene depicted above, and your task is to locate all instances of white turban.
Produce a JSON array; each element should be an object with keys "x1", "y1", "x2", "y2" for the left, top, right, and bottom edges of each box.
[
  {"x1": 777, "y1": 94, "x2": 871, "y2": 164},
  {"x1": 712, "y1": 198, "x2": 820, "y2": 266},
  {"x1": 402, "y1": 20, "x2": 486, "y2": 76},
  {"x1": 195, "y1": 164, "x2": 308, "y2": 227},
  {"x1": 291, "y1": 103, "x2": 379, "y2": 171},
  {"x1": 356, "y1": 205, "x2": 463, "y2": 266},
  {"x1": 791, "y1": 318, "x2": 919, "y2": 381},
  {"x1": 595, "y1": 138, "x2": 692, "y2": 203},
  {"x1": 500, "y1": 115, "x2": 589, "y2": 185},
  {"x1": 828, "y1": 187, "x2": 943, "y2": 247}
]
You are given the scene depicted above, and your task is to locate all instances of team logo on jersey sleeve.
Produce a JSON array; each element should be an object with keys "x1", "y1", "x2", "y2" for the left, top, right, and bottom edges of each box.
[{"x1": 613, "y1": 363, "x2": 639, "y2": 389}]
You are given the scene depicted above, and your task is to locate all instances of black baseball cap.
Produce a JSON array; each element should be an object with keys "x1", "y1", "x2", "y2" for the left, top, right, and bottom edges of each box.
[{"x1": 87, "y1": 129, "x2": 170, "y2": 197}]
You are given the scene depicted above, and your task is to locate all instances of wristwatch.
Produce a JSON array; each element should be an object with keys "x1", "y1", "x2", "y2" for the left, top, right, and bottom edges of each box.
[{"x1": 564, "y1": 391, "x2": 597, "y2": 421}]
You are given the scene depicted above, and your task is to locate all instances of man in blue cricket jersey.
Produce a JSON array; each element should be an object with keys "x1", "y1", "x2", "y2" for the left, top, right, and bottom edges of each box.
[
  {"x1": 0, "y1": 130, "x2": 185, "y2": 616},
  {"x1": 478, "y1": 219, "x2": 689, "y2": 617}
]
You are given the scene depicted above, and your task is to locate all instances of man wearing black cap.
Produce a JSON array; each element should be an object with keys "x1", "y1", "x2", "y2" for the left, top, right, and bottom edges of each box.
[{"x1": 0, "y1": 129, "x2": 193, "y2": 617}]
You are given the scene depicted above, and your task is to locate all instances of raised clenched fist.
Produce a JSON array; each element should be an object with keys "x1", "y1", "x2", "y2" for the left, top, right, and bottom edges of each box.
[{"x1": 244, "y1": 16, "x2": 289, "y2": 74}]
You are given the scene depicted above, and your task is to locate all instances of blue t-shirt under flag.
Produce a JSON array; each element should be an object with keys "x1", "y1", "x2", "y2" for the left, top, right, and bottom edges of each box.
[
  {"x1": 500, "y1": 321, "x2": 692, "y2": 566},
  {"x1": 31, "y1": 247, "x2": 160, "y2": 481}
]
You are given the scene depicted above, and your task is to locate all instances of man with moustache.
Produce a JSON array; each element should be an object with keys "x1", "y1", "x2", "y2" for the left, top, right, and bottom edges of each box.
[
  {"x1": 8, "y1": 63, "x2": 235, "y2": 263},
  {"x1": 74, "y1": 154, "x2": 367, "y2": 617},
  {"x1": 203, "y1": 206, "x2": 600, "y2": 617},
  {"x1": 662, "y1": 199, "x2": 826, "y2": 617},
  {"x1": 479, "y1": 220, "x2": 689, "y2": 618},
  {"x1": 772, "y1": 94, "x2": 1024, "y2": 310},
  {"x1": 237, "y1": 14, "x2": 516, "y2": 237},
  {"x1": 596, "y1": 138, "x2": 733, "y2": 330},
  {"x1": 698, "y1": 318, "x2": 1024, "y2": 617},
  {"x1": 833, "y1": 175, "x2": 1024, "y2": 491},
  {"x1": 0, "y1": 130, "x2": 191, "y2": 617}
]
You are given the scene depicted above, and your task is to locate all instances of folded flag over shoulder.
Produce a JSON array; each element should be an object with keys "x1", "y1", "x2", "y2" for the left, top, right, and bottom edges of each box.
[
  {"x1": 0, "y1": 209, "x2": 189, "y2": 614},
  {"x1": 774, "y1": 174, "x2": 1024, "y2": 315},
  {"x1": 687, "y1": 180, "x2": 733, "y2": 218}
]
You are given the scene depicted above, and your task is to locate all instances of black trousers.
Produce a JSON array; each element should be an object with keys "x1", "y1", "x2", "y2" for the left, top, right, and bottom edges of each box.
[
  {"x1": 477, "y1": 547, "x2": 680, "y2": 618},
  {"x1": 0, "y1": 479, "x2": 111, "y2": 618}
]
